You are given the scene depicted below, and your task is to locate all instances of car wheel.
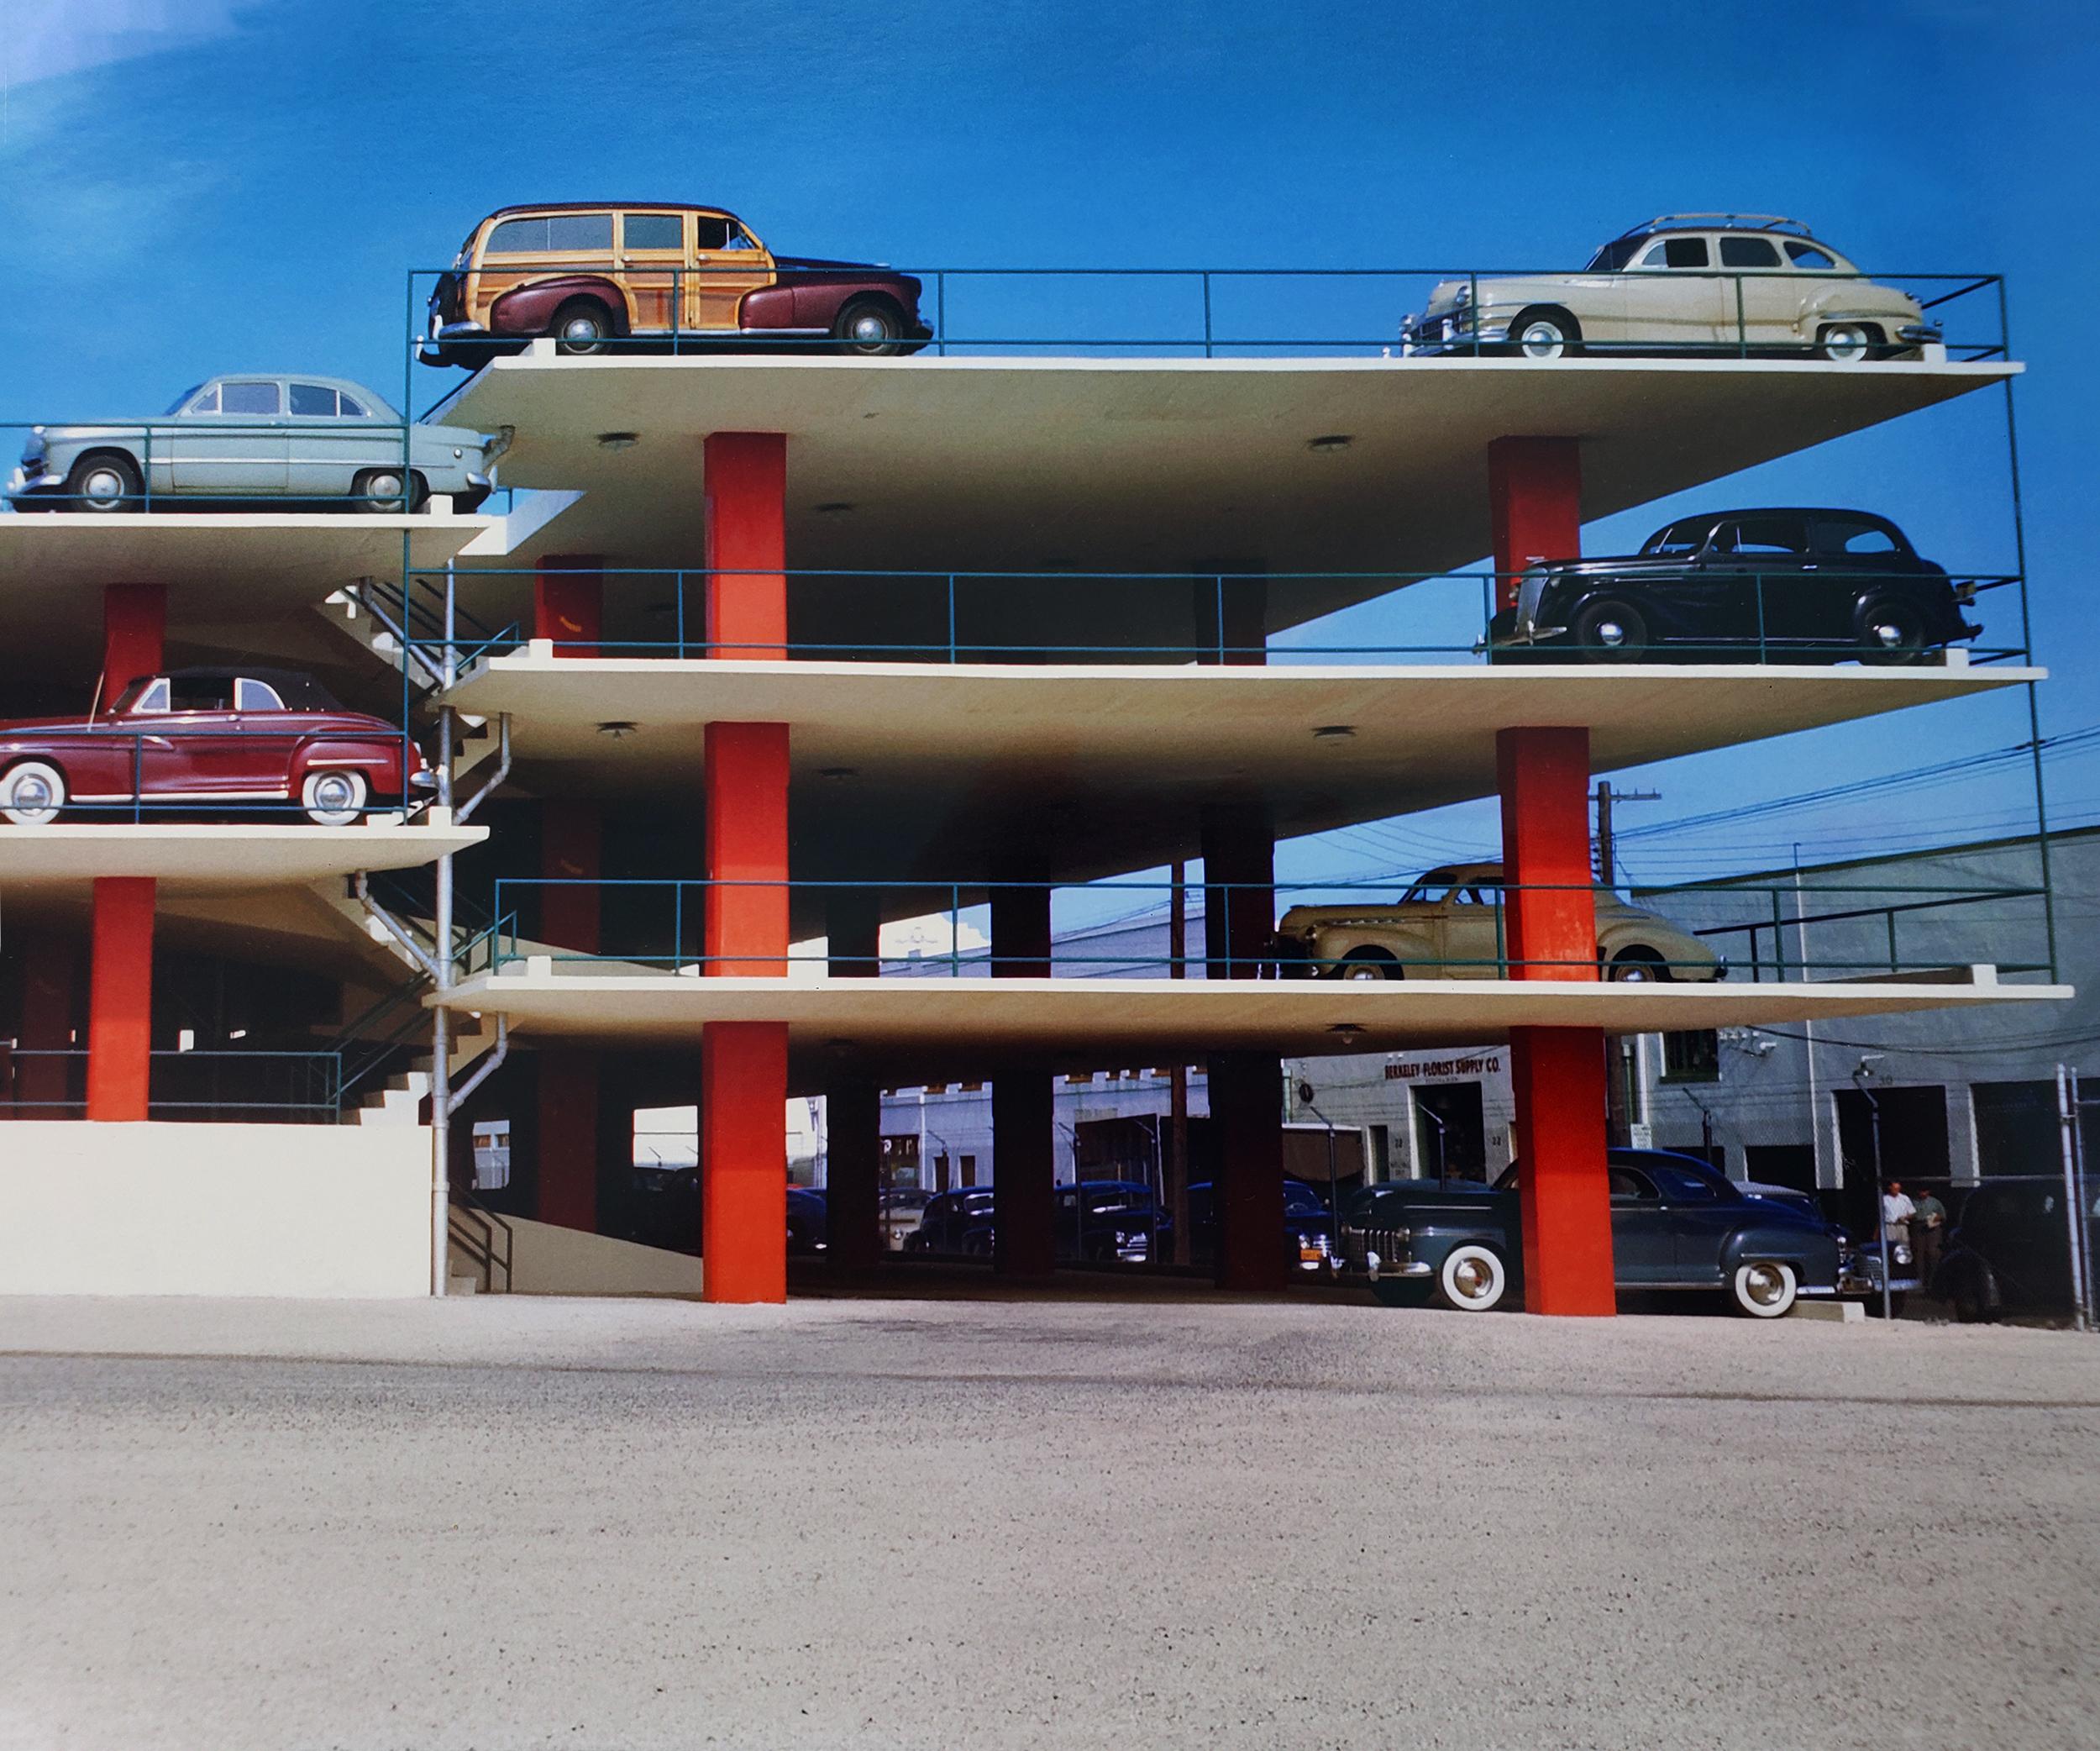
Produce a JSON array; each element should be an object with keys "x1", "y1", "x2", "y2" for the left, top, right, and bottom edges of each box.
[
  {"x1": 1949, "y1": 1269, "x2": 1994, "y2": 1324},
  {"x1": 353, "y1": 468, "x2": 425, "y2": 514},
  {"x1": 66, "y1": 452, "x2": 143, "y2": 513},
  {"x1": 832, "y1": 298, "x2": 906, "y2": 357},
  {"x1": 1434, "y1": 1244, "x2": 1508, "y2": 1312},
  {"x1": 301, "y1": 770, "x2": 368, "y2": 826},
  {"x1": 1339, "y1": 947, "x2": 1399, "y2": 981},
  {"x1": 1609, "y1": 946, "x2": 1672, "y2": 982},
  {"x1": 0, "y1": 760, "x2": 67, "y2": 826},
  {"x1": 1854, "y1": 596, "x2": 1928, "y2": 665},
  {"x1": 1729, "y1": 1259, "x2": 1798, "y2": 1318},
  {"x1": 553, "y1": 299, "x2": 616, "y2": 355},
  {"x1": 1815, "y1": 322, "x2": 1879, "y2": 363},
  {"x1": 1569, "y1": 597, "x2": 1651, "y2": 660},
  {"x1": 1511, "y1": 307, "x2": 1579, "y2": 360}
]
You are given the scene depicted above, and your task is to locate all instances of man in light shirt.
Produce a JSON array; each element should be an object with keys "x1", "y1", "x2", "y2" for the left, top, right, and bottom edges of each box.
[{"x1": 1882, "y1": 1180, "x2": 1918, "y2": 1247}]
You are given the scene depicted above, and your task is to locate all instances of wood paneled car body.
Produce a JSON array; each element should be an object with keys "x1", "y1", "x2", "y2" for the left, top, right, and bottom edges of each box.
[
  {"x1": 0, "y1": 669, "x2": 431, "y2": 827},
  {"x1": 1402, "y1": 215, "x2": 1941, "y2": 361},
  {"x1": 1275, "y1": 863, "x2": 1723, "y2": 982},
  {"x1": 422, "y1": 203, "x2": 931, "y2": 364}
]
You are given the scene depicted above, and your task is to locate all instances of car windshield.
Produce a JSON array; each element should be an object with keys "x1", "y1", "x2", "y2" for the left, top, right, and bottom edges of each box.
[
  {"x1": 165, "y1": 385, "x2": 204, "y2": 415},
  {"x1": 1585, "y1": 237, "x2": 1642, "y2": 271},
  {"x1": 1284, "y1": 1186, "x2": 1328, "y2": 1216}
]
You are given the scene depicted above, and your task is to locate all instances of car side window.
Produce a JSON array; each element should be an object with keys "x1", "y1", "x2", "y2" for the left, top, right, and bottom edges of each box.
[
  {"x1": 125, "y1": 678, "x2": 171, "y2": 714},
  {"x1": 220, "y1": 381, "x2": 281, "y2": 416},
  {"x1": 1638, "y1": 237, "x2": 1709, "y2": 269},
  {"x1": 487, "y1": 217, "x2": 549, "y2": 253},
  {"x1": 186, "y1": 385, "x2": 222, "y2": 414},
  {"x1": 1728, "y1": 516, "x2": 1809, "y2": 555},
  {"x1": 170, "y1": 676, "x2": 236, "y2": 712},
  {"x1": 338, "y1": 392, "x2": 368, "y2": 418},
  {"x1": 1719, "y1": 236, "x2": 1782, "y2": 269},
  {"x1": 234, "y1": 677, "x2": 287, "y2": 712},
  {"x1": 1651, "y1": 1166, "x2": 1716, "y2": 1202},
  {"x1": 547, "y1": 213, "x2": 612, "y2": 252},
  {"x1": 693, "y1": 216, "x2": 732, "y2": 251},
  {"x1": 623, "y1": 213, "x2": 684, "y2": 251},
  {"x1": 723, "y1": 223, "x2": 760, "y2": 252},
  {"x1": 1786, "y1": 241, "x2": 1837, "y2": 270},
  {"x1": 289, "y1": 383, "x2": 339, "y2": 417},
  {"x1": 1609, "y1": 1169, "x2": 1658, "y2": 1202}
]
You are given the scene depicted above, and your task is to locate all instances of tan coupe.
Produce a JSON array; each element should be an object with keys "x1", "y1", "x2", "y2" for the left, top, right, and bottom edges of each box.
[
  {"x1": 1402, "y1": 215, "x2": 1940, "y2": 362},
  {"x1": 1276, "y1": 863, "x2": 1723, "y2": 981}
]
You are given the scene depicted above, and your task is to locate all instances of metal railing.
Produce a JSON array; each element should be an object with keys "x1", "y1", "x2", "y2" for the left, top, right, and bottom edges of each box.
[
  {"x1": 0, "y1": 418, "x2": 500, "y2": 514},
  {"x1": 402, "y1": 565, "x2": 2030, "y2": 676},
  {"x1": 0, "y1": 1048, "x2": 344, "y2": 1121},
  {"x1": 475, "y1": 876, "x2": 2051, "y2": 984},
  {"x1": 406, "y1": 260, "x2": 2011, "y2": 387}
]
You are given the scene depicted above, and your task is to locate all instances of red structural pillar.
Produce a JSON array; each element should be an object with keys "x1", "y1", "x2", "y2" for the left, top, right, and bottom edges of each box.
[
  {"x1": 1201, "y1": 802, "x2": 1287, "y2": 1291},
  {"x1": 1487, "y1": 437, "x2": 1582, "y2": 611},
  {"x1": 704, "y1": 725, "x2": 790, "y2": 975},
  {"x1": 86, "y1": 878, "x2": 155, "y2": 1122},
  {"x1": 704, "y1": 433, "x2": 787, "y2": 659},
  {"x1": 534, "y1": 554, "x2": 603, "y2": 657},
  {"x1": 1498, "y1": 725, "x2": 1614, "y2": 1316},
  {"x1": 824, "y1": 889, "x2": 884, "y2": 1270},
  {"x1": 102, "y1": 583, "x2": 165, "y2": 697},
  {"x1": 990, "y1": 884, "x2": 1056, "y2": 1278}
]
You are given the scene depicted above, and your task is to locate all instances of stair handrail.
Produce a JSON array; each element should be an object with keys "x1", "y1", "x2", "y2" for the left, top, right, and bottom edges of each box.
[{"x1": 447, "y1": 1191, "x2": 513, "y2": 1294}]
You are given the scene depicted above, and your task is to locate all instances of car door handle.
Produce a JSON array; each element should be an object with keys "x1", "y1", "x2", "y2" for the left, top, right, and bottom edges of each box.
[{"x1": 140, "y1": 736, "x2": 174, "y2": 750}]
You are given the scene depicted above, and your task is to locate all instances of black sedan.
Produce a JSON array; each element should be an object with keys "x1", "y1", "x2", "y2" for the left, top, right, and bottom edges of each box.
[
  {"x1": 1185, "y1": 1178, "x2": 1338, "y2": 1275},
  {"x1": 1933, "y1": 1180, "x2": 2099, "y2": 1322},
  {"x1": 903, "y1": 1181, "x2": 1166, "y2": 1265},
  {"x1": 1488, "y1": 508, "x2": 1979, "y2": 664},
  {"x1": 1340, "y1": 1149, "x2": 1845, "y2": 1317}
]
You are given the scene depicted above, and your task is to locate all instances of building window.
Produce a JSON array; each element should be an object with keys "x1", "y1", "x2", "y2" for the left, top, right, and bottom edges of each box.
[
  {"x1": 1971, "y1": 1080, "x2": 2060, "y2": 1177},
  {"x1": 959, "y1": 1154, "x2": 978, "y2": 1187},
  {"x1": 1661, "y1": 1030, "x2": 1720, "y2": 1083}
]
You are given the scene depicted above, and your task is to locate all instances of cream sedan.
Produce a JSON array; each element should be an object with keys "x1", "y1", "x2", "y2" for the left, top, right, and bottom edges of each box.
[
  {"x1": 1275, "y1": 863, "x2": 1723, "y2": 981},
  {"x1": 1401, "y1": 216, "x2": 1940, "y2": 362}
]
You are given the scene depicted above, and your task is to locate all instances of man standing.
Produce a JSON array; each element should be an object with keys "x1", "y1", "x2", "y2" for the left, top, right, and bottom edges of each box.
[{"x1": 1913, "y1": 1184, "x2": 1948, "y2": 1288}]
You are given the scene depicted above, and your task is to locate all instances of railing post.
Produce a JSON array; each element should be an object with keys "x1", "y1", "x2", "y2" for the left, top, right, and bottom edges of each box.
[
  {"x1": 1887, "y1": 908, "x2": 1900, "y2": 974},
  {"x1": 1202, "y1": 271, "x2": 1214, "y2": 359},
  {"x1": 937, "y1": 272, "x2": 947, "y2": 357},
  {"x1": 1468, "y1": 272, "x2": 1479, "y2": 356},
  {"x1": 948, "y1": 575, "x2": 958, "y2": 662},
  {"x1": 952, "y1": 885, "x2": 961, "y2": 977},
  {"x1": 1735, "y1": 276, "x2": 1747, "y2": 358}
]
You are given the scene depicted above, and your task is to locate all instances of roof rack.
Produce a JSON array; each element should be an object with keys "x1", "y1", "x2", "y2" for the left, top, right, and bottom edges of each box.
[{"x1": 1625, "y1": 213, "x2": 1814, "y2": 238}]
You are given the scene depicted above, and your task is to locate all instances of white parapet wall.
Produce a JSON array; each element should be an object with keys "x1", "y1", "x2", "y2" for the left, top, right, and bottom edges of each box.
[{"x1": 0, "y1": 1122, "x2": 431, "y2": 1297}]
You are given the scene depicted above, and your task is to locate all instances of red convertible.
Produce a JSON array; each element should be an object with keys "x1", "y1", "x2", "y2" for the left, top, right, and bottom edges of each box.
[{"x1": 0, "y1": 668, "x2": 432, "y2": 827}]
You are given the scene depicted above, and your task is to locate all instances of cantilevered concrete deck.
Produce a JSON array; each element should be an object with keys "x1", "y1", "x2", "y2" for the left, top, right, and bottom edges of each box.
[
  {"x1": 435, "y1": 964, "x2": 2068, "y2": 1083},
  {"x1": 438, "y1": 351, "x2": 2020, "y2": 591},
  {"x1": 0, "y1": 822, "x2": 486, "y2": 893}
]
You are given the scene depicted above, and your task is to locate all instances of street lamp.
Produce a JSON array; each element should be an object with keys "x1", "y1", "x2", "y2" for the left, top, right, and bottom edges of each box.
[{"x1": 1852, "y1": 1055, "x2": 1892, "y2": 1322}]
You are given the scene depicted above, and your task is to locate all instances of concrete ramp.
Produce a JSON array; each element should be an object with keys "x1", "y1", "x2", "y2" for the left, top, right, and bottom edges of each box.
[{"x1": 450, "y1": 1212, "x2": 705, "y2": 1297}]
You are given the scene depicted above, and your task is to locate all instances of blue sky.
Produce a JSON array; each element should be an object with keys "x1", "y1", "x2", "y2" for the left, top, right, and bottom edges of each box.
[{"x1": 3, "y1": 0, "x2": 2096, "y2": 897}]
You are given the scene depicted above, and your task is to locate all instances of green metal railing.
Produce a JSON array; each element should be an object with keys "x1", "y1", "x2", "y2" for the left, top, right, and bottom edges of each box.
[{"x1": 0, "y1": 1048, "x2": 344, "y2": 1121}]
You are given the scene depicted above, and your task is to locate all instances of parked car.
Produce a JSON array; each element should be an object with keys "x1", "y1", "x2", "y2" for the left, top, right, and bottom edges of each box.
[
  {"x1": 1487, "y1": 508, "x2": 1980, "y2": 664},
  {"x1": 1340, "y1": 1149, "x2": 1845, "y2": 1317},
  {"x1": 1186, "y1": 1177, "x2": 1337, "y2": 1275},
  {"x1": 1401, "y1": 216, "x2": 1940, "y2": 362},
  {"x1": 1932, "y1": 1180, "x2": 2099, "y2": 1322},
  {"x1": 1274, "y1": 863, "x2": 1722, "y2": 982},
  {"x1": 6, "y1": 376, "x2": 506, "y2": 513},
  {"x1": 879, "y1": 1187, "x2": 935, "y2": 1250},
  {"x1": 0, "y1": 667, "x2": 432, "y2": 827},
  {"x1": 786, "y1": 1186, "x2": 828, "y2": 1255},
  {"x1": 904, "y1": 1188, "x2": 998, "y2": 1256},
  {"x1": 421, "y1": 203, "x2": 931, "y2": 365},
  {"x1": 904, "y1": 1180, "x2": 1166, "y2": 1265}
]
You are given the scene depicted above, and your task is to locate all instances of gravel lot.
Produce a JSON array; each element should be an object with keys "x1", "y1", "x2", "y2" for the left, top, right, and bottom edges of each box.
[{"x1": 3, "y1": 1293, "x2": 2096, "y2": 1751}]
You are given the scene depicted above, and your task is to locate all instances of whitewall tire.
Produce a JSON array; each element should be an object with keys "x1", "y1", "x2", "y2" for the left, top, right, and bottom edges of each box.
[
  {"x1": 1435, "y1": 1244, "x2": 1509, "y2": 1312},
  {"x1": 0, "y1": 760, "x2": 66, "y2": 826},
  {"x1": 301, "y1": 770, "x2": 368, "y2": 826},
  {"x1": 1730, "y1": 1259, "x2": 1798, "y2": 1318}
]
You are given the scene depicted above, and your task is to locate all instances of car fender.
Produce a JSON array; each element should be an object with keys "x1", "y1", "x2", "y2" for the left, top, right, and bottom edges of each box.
[
  {"x1": 1933, "y1": 1245, "x2": 2000, "y2": 1309},
  {"x1": 290, "y1": 736, "x2": 404, "y2": 797},
  {"x1": 487, "y1": 276, "x2": 631, "y2": 339},
  {"x1": 1719, "y1": 1223, "x2": 1840, "y2": 1289}
]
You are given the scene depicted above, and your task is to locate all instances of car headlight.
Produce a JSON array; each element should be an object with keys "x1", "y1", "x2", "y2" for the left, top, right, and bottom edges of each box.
[{"x1": 1454, "y1": 284, "x2": 1472, "y2": 306}]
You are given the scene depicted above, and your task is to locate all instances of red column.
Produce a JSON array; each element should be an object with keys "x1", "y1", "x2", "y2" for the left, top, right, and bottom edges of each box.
[
  {"x1": 701, "y1": 1022, "x2": 788, "y2": 1302},
  {"x1": 705, "y1": 724, "x2": 790, "y2": 975},
  {"x1": 1201, "y1": 802, "x2": 1285, "y2": 1291},
  {"x1": 990, "y1": 884, "x2": 1055, "y2": 1278},
  {"x1": 533, "y1": 554, "x2": 603, "y2": 657},
  {"x1": 535, "y1": 801, "x2": 603, "y2": 1231},
  {"x1": 86, "y1": 878, "x2": 155, "y2": 1122},
  {"x1": 1498, "y1": 725, "x2": 1613, "y2": 1316},
  {"x1": 704, "y1": 432, "x2": 787, "y2": 659},
  {"x1": 102, "y1": 583, "x2": 165, "y2": 699},
  {"x1": 1487, "y1": 437, "x2": 1582, "y2": 611}
]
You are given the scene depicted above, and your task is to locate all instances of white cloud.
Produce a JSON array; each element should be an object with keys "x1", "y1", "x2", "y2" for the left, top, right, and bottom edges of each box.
[{"x1": 2, "y1": 1, "x2": 246, "y2": 87}]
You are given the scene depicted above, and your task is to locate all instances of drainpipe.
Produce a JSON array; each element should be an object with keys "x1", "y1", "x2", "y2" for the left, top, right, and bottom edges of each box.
[{"x1": 430, "y1": 705, "x2": 455, "y2": 1297}]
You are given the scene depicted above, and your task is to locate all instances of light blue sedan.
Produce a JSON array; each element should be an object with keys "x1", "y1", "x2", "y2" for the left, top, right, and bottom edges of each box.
[{"x1": 6, "y1": 375, "x2": 509, "y2": 513}]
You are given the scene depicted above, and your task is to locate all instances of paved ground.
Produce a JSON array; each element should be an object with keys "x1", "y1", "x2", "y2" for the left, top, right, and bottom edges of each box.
[{"x1": 3, "y1": 1296, "x2": 2097, "y2": 1751}]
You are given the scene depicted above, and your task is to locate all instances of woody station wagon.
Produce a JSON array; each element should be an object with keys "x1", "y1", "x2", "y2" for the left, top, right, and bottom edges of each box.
[{"x1": 421, "y1": 203, "x2": 931, "y2": 364}]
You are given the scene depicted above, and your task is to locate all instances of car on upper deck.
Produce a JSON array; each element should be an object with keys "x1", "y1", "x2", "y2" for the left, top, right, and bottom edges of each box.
[
  {"x1": 421, "y1": 203, "x2": 931, "y2": 365},
  {"x1": 6, "y1": 376, "x2": 504, "y2": 513},
  {"x1": 1401, "y1": 216, "x2": 1940, "y2": 362},
  {"x1": 1340, "y1": 1149, "x2": 1846, "y2": 1317},
  {"x1": 1274, "y1": 863, "x2": 1723, "y2": 982},
  {"x1": 1488, "y1": 508, "x2": 1981, "y2": 663},
  {"x1": 0, "y1": 667, "x2": 431, "y2": 827}
]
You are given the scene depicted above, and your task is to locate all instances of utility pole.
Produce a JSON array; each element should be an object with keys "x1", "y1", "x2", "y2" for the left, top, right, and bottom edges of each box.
[
  {"x1": 1596, "y1": 782, "x2": 1662, "y2": 1148},
  {"x1": 1594, "y1": 781, "x2": 1662, "y2": 886},
  {"x1": 1167, "y1": 860, "x2": 1190, "y2": 1265}
]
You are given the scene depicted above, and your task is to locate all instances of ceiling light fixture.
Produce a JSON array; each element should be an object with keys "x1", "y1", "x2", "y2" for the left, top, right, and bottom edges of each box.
[
  {"x1": 1328, "y1": 1022, "x2": 1365, "y2": 1048},
  {"x1": 596, "y1": 720, "x2": 639, "y2": 740},
  {"x1": 1306, "y1": 434, "x2": 1354, "y2": 453},
  {"x1": 818, "y1": 765, "x2": 859, "y2": 781},
  {"x1": 596, "y1": 431, "x2": 639, "y2": 450},
  {"x1": 1312, "y1": 724, "x2": 1356, "y2": 742},
  {"x1": 814, "y1": 501, "x2": 855, "y2": 515}
]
